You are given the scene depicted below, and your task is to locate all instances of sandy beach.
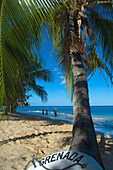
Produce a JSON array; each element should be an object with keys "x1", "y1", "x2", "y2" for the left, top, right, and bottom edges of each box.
[{"x1": 0, "y1": 112, "x2": 113, "y2": 170}]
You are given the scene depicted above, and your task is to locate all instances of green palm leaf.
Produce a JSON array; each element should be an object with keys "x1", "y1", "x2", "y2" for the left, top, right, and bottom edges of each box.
[
  {"x1": 88, "y1": 9, "x2": 113, "y2": 68},
  {"x1": 46, "y1": 0, "x2": 113, "y2": 99},
  {"x1": 87, "y1": 0, "x2": 113, "y2": 18},
  {"x1": 0, "y1": 0, "x2": 56, "y2": 106},
  {"x1": 88, "y1": 47, "x2": 113, "y2": 84}
]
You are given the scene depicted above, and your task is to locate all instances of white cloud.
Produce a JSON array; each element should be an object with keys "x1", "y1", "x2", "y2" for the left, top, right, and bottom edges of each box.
[
  {"x1": 60, "y1": 75, "x2": 66, "y2": 85},
  {"x1": 60, "y1": 76, "x2": 65, "y2": 79},
  {"x1": 60, "y1": 79, "x2": 66, "y2": 85}
]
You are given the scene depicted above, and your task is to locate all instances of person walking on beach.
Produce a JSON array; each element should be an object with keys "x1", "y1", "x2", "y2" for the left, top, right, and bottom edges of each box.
[
  {"x1": 46, "y1": 108, "x2": 48, "y2": 117},
  {"x1": 5, "y1": 107, "x2": 8, "y2": 120},
  {"x1": 42, "y1": 109, "x2": 44, "y2": 116},
  {"x1": 54, "y1": 108, "x2": 57, "y2": 118}
]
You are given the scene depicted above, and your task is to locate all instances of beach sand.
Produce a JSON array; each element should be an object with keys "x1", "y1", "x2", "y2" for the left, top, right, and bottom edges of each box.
[{"x1": 0, "y1": 112, "x2": 113, "y2": 170}]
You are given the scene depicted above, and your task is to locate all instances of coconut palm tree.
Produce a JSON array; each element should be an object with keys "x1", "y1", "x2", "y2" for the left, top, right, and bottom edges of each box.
[
  {"x1": 0, "y1": 0, "x2": 55, "y2": 107},
  {"x1": 46, "y1": 0, "x2": 113, "y2": 168}
]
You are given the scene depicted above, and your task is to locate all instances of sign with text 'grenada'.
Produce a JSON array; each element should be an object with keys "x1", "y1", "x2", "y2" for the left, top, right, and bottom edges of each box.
[{"x1": 27, "y1": 151, "x2": 103, "y2": 170}]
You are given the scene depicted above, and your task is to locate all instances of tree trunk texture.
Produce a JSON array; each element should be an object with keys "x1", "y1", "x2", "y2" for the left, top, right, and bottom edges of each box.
[{"x1": 69, "y1": 51, "x2": 104, "y2": 169}]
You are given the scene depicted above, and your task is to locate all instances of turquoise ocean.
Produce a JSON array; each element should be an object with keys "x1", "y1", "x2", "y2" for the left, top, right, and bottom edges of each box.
[{"x1": 16, "y1": 106, "x2": 113, "y2": 136}]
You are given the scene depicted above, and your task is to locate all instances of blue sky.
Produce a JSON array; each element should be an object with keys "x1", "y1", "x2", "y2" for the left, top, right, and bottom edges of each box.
[{"x1": 28, "y1": 37, "x2": 113, "y2": 106}]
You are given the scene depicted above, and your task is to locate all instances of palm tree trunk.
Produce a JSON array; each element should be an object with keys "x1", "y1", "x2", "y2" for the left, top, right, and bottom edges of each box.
[{"x1": 69, "y1": 51, "x2": 104, "y2": 169}]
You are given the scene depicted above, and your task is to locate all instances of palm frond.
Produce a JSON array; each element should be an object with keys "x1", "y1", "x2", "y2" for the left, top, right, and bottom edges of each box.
[
  {"x1": 28, "y1": 80, "x2": 48, "y2": 102},
  {"x1": 0, "y1": 0, "x2": 57, "y2": 106},
  {"x1": 88, "y1": 46, "x2": 113, "y2": 84},
  {"x1": 87, "y1": 0, "x2": 113, "y2": 18},
  {"x1": 43, "y1": 0, "x2": 113, "y2": 102},
  {"x1": 33, "y1": 69, "x2": 53, "y2": 82},
  {"x1": 87, "y1": 8, "x2": 113, "y2": 70}
]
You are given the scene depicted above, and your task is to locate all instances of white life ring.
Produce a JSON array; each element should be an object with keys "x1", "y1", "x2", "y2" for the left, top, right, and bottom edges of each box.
[{"x1": 25, "y1": 151, "x2": 103, "y2": 170}]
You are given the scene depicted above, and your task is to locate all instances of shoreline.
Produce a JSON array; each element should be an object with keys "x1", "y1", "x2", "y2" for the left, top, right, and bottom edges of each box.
[
  {"x1": 16, "y1": 105, "x2": 113, "y2": 136},
  {"x1": 0, "y1": 112, "x2": 113, "y2": 170},
  {"x1": 16, "y1": 111, "x2": 113, "y2": 136}
]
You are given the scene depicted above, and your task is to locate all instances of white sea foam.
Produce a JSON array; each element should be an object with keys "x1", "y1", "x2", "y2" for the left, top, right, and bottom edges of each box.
[{"x1": 92, "y1": 116, "x2": 113, "y2": 122}]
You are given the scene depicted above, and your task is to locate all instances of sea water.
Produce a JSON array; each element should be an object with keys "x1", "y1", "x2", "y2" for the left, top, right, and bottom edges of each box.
[{"x1": 16, "y1": 106, "x2": 113, "y2": 135}]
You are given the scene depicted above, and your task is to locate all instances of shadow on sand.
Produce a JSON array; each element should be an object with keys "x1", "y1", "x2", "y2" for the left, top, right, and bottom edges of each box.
[
  {"x1": 0, "y1": 112, "x2": 72, "y2": 125},
  {"x1": 0, "y1": 112, "x2": 72, "y2": 147}
]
